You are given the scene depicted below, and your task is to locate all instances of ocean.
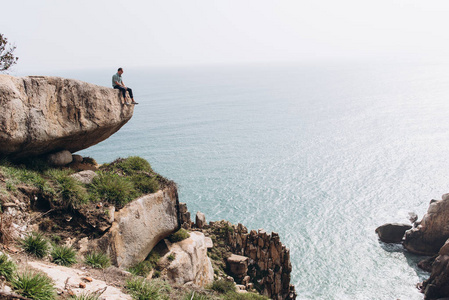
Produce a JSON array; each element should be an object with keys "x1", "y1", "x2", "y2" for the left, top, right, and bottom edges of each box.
[{"x1": 43, "y1": 62, "x2": 449, "y2": 299}]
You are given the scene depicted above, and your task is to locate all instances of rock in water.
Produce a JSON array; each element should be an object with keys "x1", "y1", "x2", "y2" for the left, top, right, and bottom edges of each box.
[
  {"x1": 0, "y1": 75, "x2": 133, "y2": 158},
  {"x1": 375, "y1": 223, "x2": 412, "y2": 243},
  {"x1": 404, "y1": 195, "x2": 449, "y2": 255}
]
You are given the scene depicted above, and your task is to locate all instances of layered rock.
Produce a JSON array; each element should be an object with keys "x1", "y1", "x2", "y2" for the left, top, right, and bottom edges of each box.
[
  {"x1": 95, "y1": 186, "x2": 180, "y2": 268},
  {"x1": 226, "y1": 224, "x2": 296, "y2": 300},
  {"x1": 404, "y1": 195, "x2": 449, "y2": 255},
  {"x1": 0, "y1": 75, "x2": 133, "y2": 158},
  {"x1": 162, "y1": 231, "x2": 214, "y2": 287}
]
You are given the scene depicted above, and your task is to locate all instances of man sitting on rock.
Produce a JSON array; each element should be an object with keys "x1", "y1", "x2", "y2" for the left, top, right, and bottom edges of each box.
[{"x1": 112, "y1": 68, "x2": 138, "y2": 105}]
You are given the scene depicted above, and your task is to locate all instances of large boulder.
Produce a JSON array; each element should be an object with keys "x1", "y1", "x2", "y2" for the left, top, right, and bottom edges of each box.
[
  {"x1": 0, "y1": 75, "x2": 133, "y2": 158},
  {"x1": 95, "y1": 186, "x2": 180, "y2": 268},
  {"x1": 404, "y1": 195, "x2": 449, "y2": 255},
  {"x1": 375, "y1": 223, "x2": 412, "y2": 243},
  {"x1": 163, "y1": 231, "x2": 214, "y2": 287}
]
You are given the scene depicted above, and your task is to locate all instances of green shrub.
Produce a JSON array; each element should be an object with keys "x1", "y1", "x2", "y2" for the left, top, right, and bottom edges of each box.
[
  {"x1": 114, "y1": 156, "x2": 152, "y2": 174},
  {"x1": 167, "y1": 228, "x2": 190, "y2": 243},
  {"x1": 90, "y1": 172, "x2": 137, "y2": 206},
  {"x1": 126, "y1": 277, "x2": 170, "y2": 300},
  {"x1": 208, "y1": 279, "x2": 235, "y2": 294},
  {"x1": 167, "y1": 254, "x2": 175, "y2": 262},
  {"x1": 21, "y1": 232, "x2": 49, "y2": 258},
  {"x1": 130, "y1": 173, "x2": 159, "y2": 194},
  {"x1": 128, "y1": 261, "x2": 154, "y2": 277},
  {"x1": 128, "y1": 251, "x2": 160, "y2": 277},
  {"x1": 46, "y1": 169, "x2": 88, "y2": 209},
  {"x1": 0, "y1": 253, "x2": 16, "y2": 281},
  {"x1": 84, "y1": 251, "x2": 110, "y2": 269},
  {"x1": 51, "y1": 245, "x2": 77, "y2": 266},
  {"x1": 12, "y1": 271, "x2": 56, "y2": 300}
]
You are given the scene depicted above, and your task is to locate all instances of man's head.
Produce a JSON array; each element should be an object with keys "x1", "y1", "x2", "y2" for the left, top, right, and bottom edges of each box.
[{"x1": 117, "y1": 67, "x2": 123, "y2": 75}]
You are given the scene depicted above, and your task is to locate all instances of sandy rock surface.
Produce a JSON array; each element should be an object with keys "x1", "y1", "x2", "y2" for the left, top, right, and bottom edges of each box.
[{"x1": 28, "y1": 261, "x2": 132, "y2": 300}]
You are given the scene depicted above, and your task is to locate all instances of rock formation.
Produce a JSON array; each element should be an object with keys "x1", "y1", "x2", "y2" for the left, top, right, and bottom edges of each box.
[
  {"x1": 375, "y1": 223, "x2": 412, "y2": 243},
  {"x1": 0, "y1": 75, "x2": 133, "y2": 159},
  {"x1": 162, "y1": 231, "x2": 214, "y2": 287},
  {"x1": 404, "y1": 195, "x2": 449, "y2": 255},
  {"x1": 95, "y1": 186, "x2": 180, "y2": 268}
]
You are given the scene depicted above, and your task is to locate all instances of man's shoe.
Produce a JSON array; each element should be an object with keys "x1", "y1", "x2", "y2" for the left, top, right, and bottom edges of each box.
[{"x1": 131, "y1": 101, "x2": 139, "y2": 105}]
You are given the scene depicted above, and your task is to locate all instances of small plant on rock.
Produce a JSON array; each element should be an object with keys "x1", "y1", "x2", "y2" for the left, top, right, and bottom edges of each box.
[
  {"x1": 84, "y1": 251, "x2": 110, "y2": 269},
  {"x1": 12, "y1": 271, "x2": 56, "y2": 300},
  {"x1": 167, "y1": 253, "x2": 175, "y2": 262},
  {"x1": 21, "y1": 232, "x2": 49, "y2": 258},
  {"x1": 51, "y1": 245, "x2": 77, "y2": 266},
  {"x1": 182, "y1": 292, "x2": 212, "y2": 300},
  {"x1": 167, "y1": 228, "x2": 190, "y2": 243},
  {"x1": 46, "y1": 169, "x2": 88, "y2": 209},
  {"x1": 0, "y1": 253, "x2": 16, "y2": 281}
]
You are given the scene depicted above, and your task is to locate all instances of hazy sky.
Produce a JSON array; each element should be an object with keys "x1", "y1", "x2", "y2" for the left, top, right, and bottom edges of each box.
[{"x1": 2, "y1": 0, "x2": 449, "y2": 73}]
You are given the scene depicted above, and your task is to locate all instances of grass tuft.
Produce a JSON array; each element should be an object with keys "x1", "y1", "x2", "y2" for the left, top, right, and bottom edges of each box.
[
  {"x1": 113, "y1": 156, "x2": 152, "y2": 175},
  {"x1": 12, "y1": 271, "x2": 56, "y2": 300},
  {"x1": 21, "y1": 232, "x2": 49, "y2": 258},
  {"x1": 84, "y1": 251, "x2": 110, "y2": 269},
  {"x1": 130, "y1": 173, "x2": 159, "y2": 194},
  {"x1": 208, "y1": 279, "x2": 235, "y2": 294},
  {"x1": 126, "y1": 277, "x2": 171, "y2": 300},
  {"x1": 167, "y1": 228, "x2": 190, "y2": 243},
  {"x1": 0, "y1": 253, "x2": 16, "y2": 281},
  {"x1": 51, "y1": 244, "x2": 77, "y2": 266},
  {"x1": 89, "y1": 172, "x2": 137, "y2": 206},
  {"x1": 46, "y1": 169, "x2": 88, "y2": 209}
]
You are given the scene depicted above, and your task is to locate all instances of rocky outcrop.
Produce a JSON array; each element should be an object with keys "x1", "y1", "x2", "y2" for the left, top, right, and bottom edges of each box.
[
  {"x1": 95, "y1": 186, "x2": 180, "y2": 268},
  {"x1": 404, "y1": 195, "x2": 449, "y2": 255},
  {"x1": 227, "y1": 224, "x2": 296, "y2": 300},
  {"x1": 162, "y1": 231, "x2": 214, "y2": 287},
  {"x1": 0, "y1": 75, "x2": 133, "y2": 159},
  {"x1": 375, "y1": 223, "x2": 412, "y2": 243}
]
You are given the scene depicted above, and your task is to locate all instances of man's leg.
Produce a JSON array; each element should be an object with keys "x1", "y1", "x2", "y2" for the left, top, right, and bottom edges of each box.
[
  {"x1": 126, "y1": 87, "x2": 138, "y2": 104},
  {"x1": 114, "y1": 85, "x2": 127, "y2": 102},
  {"x1": 126, "y1": 87, "x2": 133, "y2": 100}
]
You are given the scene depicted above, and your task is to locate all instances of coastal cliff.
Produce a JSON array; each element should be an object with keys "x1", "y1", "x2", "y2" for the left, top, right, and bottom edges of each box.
[{"x1": 0, "y1": 75, "x2": 296, "y2": 299}]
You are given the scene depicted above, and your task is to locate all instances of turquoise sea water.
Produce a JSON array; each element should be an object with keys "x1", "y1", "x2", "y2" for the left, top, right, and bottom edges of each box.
[{"x1": 44, "y1": 62, "x2": 449, "y2": 299}]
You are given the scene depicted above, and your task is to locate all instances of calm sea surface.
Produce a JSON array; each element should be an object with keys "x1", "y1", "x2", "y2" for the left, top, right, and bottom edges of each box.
[{"x1": 40, "y1": 62, "x2": 449, "y2": 299}]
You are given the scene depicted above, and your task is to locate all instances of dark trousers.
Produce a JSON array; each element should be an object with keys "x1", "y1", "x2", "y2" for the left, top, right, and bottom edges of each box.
[{"x1": 114, "y1": 85, "x2": 133, "y2": 99}]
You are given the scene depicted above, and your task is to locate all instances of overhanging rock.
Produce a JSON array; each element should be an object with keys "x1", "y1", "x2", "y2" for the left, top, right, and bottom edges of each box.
[{"x1": 0, "y1": 75, "x2": 133, "y2": 158}]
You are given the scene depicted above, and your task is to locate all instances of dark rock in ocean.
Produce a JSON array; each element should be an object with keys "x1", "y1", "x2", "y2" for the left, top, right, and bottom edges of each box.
[
  {"x1": 404, "y1": 195, "x2": 449, "y2": 255},
  {"x1": 0, "y1": 75, "x2": 133, "y2": 159},
  {"x1": 375, "y1": 223, "x2": 412, "y2": 243},
  {"x1": 421, "y1": 254, "x2": 449, "y2": 299}
]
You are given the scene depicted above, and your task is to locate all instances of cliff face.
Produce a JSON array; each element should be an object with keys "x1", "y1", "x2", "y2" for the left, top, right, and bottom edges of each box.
[{"x1": 0, "y1": 75, "x2": 133, "y2": 158}]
